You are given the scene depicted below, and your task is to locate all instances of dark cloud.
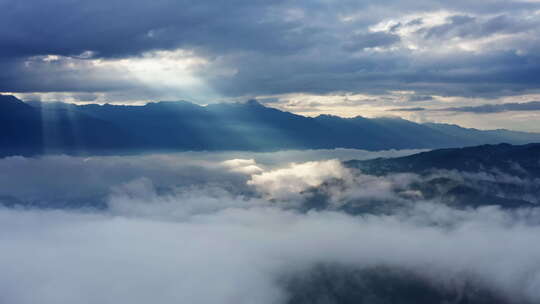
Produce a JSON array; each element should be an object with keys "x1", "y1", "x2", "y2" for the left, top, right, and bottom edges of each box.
[
  {"x1": 421, "y1": 13, "x2": 537, "y2": 40},
  {"x1": 388, "y1": 107, "x2": 427, "y2": 112},
  {"x1": 0, "y1": 56, "x2": 141, "y2": 93},
  {"x1": 408, "y1": 95, "x2": 434, "y2": 102},
  {"x1": 0, "y1": 0, "x2": 334, "y2": 60},
  {"x1": 441, "y1": 101, "x2": 540, "y2": 113},
  {"x1": 406, "y1": 18, "x2": 424, "y2": 26},
  {"x1": 1, "y1": 0, "x2": 540, "y2": 99},
  {"x1": 342, "y1": 31, "x2": 401, "y2": 51},
  {"x1": 389, "y1": 101, "x2": 540, "y2": 113}
]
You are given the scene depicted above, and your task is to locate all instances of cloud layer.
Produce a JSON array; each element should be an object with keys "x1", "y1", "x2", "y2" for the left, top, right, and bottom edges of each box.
[
  {"x1": 1, "y1": 150, "x2": 540, "y2": 303},
  {"x1": 2, "y1": 188, "x2": 540, "y2": 304},
  {"x1": 2, "y1": 0, "x2": 540, "y2": 101}
]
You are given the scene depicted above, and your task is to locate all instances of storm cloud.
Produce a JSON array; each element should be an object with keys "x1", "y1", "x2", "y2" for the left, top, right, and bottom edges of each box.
[{"x1": 2, "y1": 0, "x2": 540, "y2": 101}]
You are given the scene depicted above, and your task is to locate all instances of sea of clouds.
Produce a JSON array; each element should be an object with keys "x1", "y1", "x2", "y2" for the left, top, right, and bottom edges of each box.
[{"x1": 0, "y1": 148, "x2": 539, "y2": 304}]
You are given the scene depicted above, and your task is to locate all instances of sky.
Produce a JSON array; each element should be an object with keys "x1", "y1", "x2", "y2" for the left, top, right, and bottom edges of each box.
[{"x1": 2, "y1": 0, "x2": 540, "y2": 131}]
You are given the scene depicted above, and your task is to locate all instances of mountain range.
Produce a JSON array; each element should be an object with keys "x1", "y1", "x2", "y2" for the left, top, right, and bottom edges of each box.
[
  {"x1": 2, "y1": 94, "x2": 540, "y2": 157},
  {"x1": 342, "y1": 143, "x2": 540, "y2": 210},
  {"x1": 346, "y1": 142, "x2": 540, "y2": 177}
]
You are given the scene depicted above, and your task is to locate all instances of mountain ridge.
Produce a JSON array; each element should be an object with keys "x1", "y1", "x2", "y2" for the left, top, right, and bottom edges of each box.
[
  {"x1": 345, "y1": 142, "x2": 540, "y2": 176},
  {"x1": 339, "y1": 143, "x2": 540, "y2": 210},
  {"x1": 2, "y1": 95, "x2": 540, "y2": 157}
]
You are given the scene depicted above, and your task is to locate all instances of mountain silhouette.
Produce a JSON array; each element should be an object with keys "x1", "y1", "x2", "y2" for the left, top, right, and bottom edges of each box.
[
  {"x1": 2, "y1": 95, "x2": 540, "y2": 157},
  {"x1": 342, "y1": 143, "x2": 540, "y2": 210},
  {"x1": 346, "y1": 142, "x2": 540, "y2": 177}
]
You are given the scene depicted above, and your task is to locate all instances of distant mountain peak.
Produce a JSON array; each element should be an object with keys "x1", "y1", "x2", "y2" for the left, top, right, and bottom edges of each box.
[
  {"x1": 145, "y1": 100, "x2": 200, "y2": 108},
  {"x1": 315, "y1": 114, "x2": 342, "y2": 119},
  {"x1": 0, "y1": 94, "x2": 24, "y2": 104},
  {"x1": 245, "y1": 99, "x2": 265, "y2": 107},
  {"x1": 0, "y1": 94, "x2": 32, "y2": 111}
]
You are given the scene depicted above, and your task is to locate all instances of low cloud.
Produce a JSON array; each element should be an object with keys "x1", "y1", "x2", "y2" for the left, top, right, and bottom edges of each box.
[
  {"x1": 222, "y1": 158, "x2": 264, "y2": 175},
  {"x1": 248, "y1": 160, "x2": 351, "y2": 201},
  {"x1": 0, "y1": 150, "x2": 539, "y2": 303},
  {"x1": 1, "y1": 196, "x2": 540, "y2": 303},
  {"x1": 0, "y1": 149, "x2": 421, "y2": 208}
]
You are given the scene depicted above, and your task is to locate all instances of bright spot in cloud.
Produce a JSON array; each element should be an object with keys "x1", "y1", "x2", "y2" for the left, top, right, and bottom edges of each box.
[
  {"x1": 93, "y1": 49, "x2": 218, "y2": 101},
  {"x1": 222, "y1": 159, "x2": 264, "y2": 175},
  {"x1": 248, "y1": 160, "x2": 351, "y2": 200}
]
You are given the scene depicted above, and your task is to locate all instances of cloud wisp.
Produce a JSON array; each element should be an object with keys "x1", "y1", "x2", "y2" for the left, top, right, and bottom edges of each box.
[
  {"x1": 441, "y1": 101, "x2": 540, "y2": 114},
  {"x1": 390, "y1": 101, "x2": 540, "y2": 114}
]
